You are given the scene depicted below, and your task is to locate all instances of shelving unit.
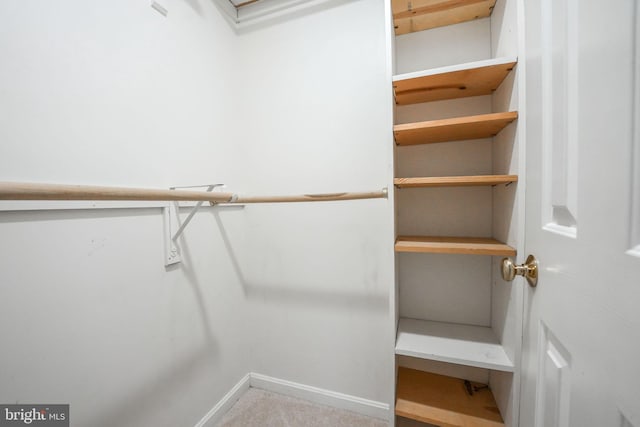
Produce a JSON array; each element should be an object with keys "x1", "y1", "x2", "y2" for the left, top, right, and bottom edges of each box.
[
  {"x1": 394, "y1": 175, "x2": 517, "y2": 188},
  {"x1": 396, "y1": 367, "x2": 504, "y2": 427},
  {"x1": 394, "y1": 111, "x2": 518, "y2": 145},
  {"x1": 393, "y1": 0, "x2": 498, "y2": 35},
  {"x1": 393, "y1": 57, "x2": 517, "y2": 105},
  {"x1": 395, "y1": 236, "x2": 516, "y2": 256},
  {"x1": 391, "y1": 1, "x2": 521, "y2": 426},
  {"x1": 396, "y1": 318, "x2": 514, "y2": 371}
]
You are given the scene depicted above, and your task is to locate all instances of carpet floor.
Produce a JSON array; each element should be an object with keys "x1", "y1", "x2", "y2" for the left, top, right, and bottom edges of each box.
[{"x1": 218, "y1": 388, "x2": 388, "y2": 427}]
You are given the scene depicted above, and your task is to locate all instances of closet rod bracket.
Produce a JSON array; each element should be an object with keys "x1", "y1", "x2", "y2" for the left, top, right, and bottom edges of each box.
[{"x1": 164, "y1": 184, "x2": 225, "y2": 266}]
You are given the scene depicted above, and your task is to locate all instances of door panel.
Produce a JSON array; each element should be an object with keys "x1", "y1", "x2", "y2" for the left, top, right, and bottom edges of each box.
[
  {"x1": 540, "y1": 0, "x2": 578, "y2": 233},
  {"x1": 521, "y1": 0, "x2": 640, "y2": 427},
  {"x1": 535, "y1": 323, "x2": 571, "y2": 427}
]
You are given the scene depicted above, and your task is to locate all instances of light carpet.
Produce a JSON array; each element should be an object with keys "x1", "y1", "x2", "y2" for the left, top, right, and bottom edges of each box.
[{"x1": 218, "y1": 388, "x2": 388, "y2": 427}]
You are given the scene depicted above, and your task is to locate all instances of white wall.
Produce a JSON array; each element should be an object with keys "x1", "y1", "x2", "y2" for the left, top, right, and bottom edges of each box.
[
  {"x1": 0, "y1": 1, "x2": 251, "y2": 426},
  {"x1": 0, "y1": 0, "x2": 397, "y2": 425},
  {"x1": 234, "y1": 0, "x2": 396, "y2": 410},
  {"x1": 394, "y1": 18, "x2": 491, "y2": 74}
]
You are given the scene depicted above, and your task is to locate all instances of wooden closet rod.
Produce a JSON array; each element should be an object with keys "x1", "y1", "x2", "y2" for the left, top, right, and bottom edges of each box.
[
  {"x1": 0, "y1": 182, "x2": 235, "y2": 203},
  {"x1": 235, "y1": 190, "x2": 387, "y2": 204},
  {"x1": 0, "y1": 182, "x2": 387, "y2": 204}
]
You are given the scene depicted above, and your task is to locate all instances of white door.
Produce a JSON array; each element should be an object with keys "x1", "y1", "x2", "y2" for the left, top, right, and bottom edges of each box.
[{"x1": 520, "y1": 0, "x2": 640, "y2": 426}]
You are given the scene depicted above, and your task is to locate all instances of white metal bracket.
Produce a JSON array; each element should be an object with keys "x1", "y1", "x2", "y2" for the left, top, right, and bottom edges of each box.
[
  {"x1": 163, "y1": 184, "x2": 224, "y2": 266},
  {"x1": 164, "y1": 200, "x2": 181, "y2": 266}
]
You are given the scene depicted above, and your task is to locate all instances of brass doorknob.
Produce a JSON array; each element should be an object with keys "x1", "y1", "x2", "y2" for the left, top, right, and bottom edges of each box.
[{"x1": 501, "y1": 255, "x2": 539, "y2": 287}]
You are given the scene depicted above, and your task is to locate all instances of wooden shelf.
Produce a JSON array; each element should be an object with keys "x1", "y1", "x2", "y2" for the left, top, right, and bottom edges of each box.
[
  {"x1": 394, "y1": 175, "x2": 517, "y2": 188},
  {"x1": 393, "y1": 0, "x2": 497, "y2": 35},
  {"x1": 393, "y1": 57, "x2": 517, "y2": 105},
  {"x1": 396, "y1": 318, "x2": 514, "y2": 371},
  {"x1": 394, "y1": 111, "x2": 518, "y2": 146},
  {"x1": 396, "y1": 367, "x2": 504, "y2": 427},
  {"x1": 395, "y1": 236, "x2": 516, "y2": 256}
]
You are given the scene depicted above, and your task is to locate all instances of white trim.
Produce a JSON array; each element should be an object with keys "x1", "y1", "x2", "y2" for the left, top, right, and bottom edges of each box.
[
  {"x1": 249, "y1": 372, "x2": 391, "y2": 421},
  {"x1": 193, "y1": 372, "x2": 392, "y2": 426},
  {"x1": 392, "y1": 56, "x2": 518, "y2": 82},
  {"x1": 210, "y1": 0, "x2": 362, "y2": 29},
  {"x1": 211, "y1": 0, "x2": 238, "y2": 23},
  {"x1": 235, "y1": 0, "x2": 355, "y2": 27},
  {"x1": 631, "y1": 0, "x2": 640, "y2": 256},
  {"x1": 194, "y1": 373, "x2": 251, "y2": 427},
  {"x1": 237, "y1": 0, "x2": 315, "y2": 23},
  {"x1": 543, "y1": 222, "x2": 577, "y2": 239}
]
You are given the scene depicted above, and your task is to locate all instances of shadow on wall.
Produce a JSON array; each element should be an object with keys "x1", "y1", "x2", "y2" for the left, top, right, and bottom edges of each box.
[
  {"x1": 88, "y1": 339, "x2": 220, "y2": 427},
  {"x1": 1, "y1": 208, "x2": 220, "y2": 357},
  {"x1": 1, "y1": 208, "x2": 225, "y2": 427},
  {"x1": 91, "y1": 229, "x2": 221, "y2": 427},
  {"x1": 210, "y1": 210, "x2": 389, "y2": 312},
  {"x1": 171, "y1": 231, "x2": 218, "y2": 345}
]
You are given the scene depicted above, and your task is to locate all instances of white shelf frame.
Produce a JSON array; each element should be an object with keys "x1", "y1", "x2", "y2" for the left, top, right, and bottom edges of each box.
[
  {"x1": 392, "y1": 56, "x2": 518, "y2": 83},
  {"x1": 395, "y1": 317, "x2": 514, "y2": 372}
]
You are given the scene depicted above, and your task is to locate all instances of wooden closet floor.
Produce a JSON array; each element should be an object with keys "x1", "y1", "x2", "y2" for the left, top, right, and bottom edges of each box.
[{"x1": 396, "y1": 417, "x2": 438, "y2": 427}]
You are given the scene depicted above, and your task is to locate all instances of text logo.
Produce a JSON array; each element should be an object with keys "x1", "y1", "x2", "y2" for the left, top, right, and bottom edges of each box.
[{"x1": 0, "y1": 405, "x2": 68, "y2": 426}]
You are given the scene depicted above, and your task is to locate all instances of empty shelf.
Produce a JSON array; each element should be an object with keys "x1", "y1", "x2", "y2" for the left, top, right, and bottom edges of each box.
[
  {"x1": 393, "y1": 57, "x2": 517, "y2": 105},
  {"x1": 394, "y1": 111, "x2": 518, "y2": 145},
  {"x1": 395, "y1": 236, "x2": 516, "y2": 256},
  {"x1": 394, "y1": 175, "x2": 517, "y2": 188},
  {"x1": 396, "y1": 318, "x2": 514, "y2": 371},
  {"x1": 396, "y1": 367, "x2": 504, "y2": 427},
  {"x1": 393, "y1": 0, "x2": 497, "y2": 35}
]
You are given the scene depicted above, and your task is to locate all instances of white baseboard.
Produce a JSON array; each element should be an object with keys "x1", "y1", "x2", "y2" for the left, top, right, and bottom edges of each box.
[
  {"x1": 249, "y1": 372, "x2": 391, "y2": 421},
  {"x1": 194, "y1": 373, "x2": 251, "y2": 427},
  {"x1": 195, "y1": 372, "x2": 391, "y2": 426}
]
